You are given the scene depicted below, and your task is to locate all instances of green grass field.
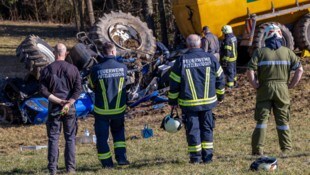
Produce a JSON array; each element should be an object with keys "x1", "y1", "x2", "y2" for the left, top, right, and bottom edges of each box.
[{"x1": 0, "y1": 21, "x2": 309, "y2": 175}]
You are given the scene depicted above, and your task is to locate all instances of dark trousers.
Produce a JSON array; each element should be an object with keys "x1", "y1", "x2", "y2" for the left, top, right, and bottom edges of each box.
[
  {"x1": 46, "y1": 113, "x2": 77, "y2": 174},
  {"x1": 94, "y1": 115, "x2": 127, "y2": 167},
  {"x1": 182, "y1": 110, "x2": 214, "y2": 162},
  {"x1": 224, "y1": 61, "x2": 237, "y2": 87}
]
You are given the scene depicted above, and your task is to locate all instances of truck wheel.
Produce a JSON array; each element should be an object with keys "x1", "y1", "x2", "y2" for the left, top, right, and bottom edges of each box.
[
  {"x1": 88, "y1": 11, "x2": 156, "y2": 59},
  {"x1": 249, "y1": 22, "x2": 294, "y2": 55},
  {"x1": 16, "y1": 35, "x2": 55, "y2": 80},
  {"x1": 293, "y1": 13, "x2": 310, "y2": 50}
]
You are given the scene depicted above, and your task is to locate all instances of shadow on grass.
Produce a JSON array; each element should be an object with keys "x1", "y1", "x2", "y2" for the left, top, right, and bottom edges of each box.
[
  {"x1": 125, "y1": 157, "x2": 183, "y2": 169},
  {"x1": 0, "y1": 24, "x2": 76, "y2": 39},
  {"x1": 73, "y1": 158, "x2": 183, "y2": 173},
  {"x1": 0, "y1": 167, "x2": 48, "y2": 175},
  {"x1": 0, "y1": 168, "x2": 36, "y2": 175},
  {"x1": 0, "y1": 123, "x2": 36, "y2": 129}
]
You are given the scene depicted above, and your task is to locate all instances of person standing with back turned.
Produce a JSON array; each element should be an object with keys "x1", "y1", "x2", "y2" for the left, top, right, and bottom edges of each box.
[
  {"x1": 89, "y1": 42, "x2": 129, "y2": 168},
  {"x1": 168, "y1": 34, "x2": 225, "y2": 164},
  {"x1": 221, "y1": 25, "x2": 238, "y2": 89},
  {"x1": 247, "y1": 24, "x2": 303, "y2": 156},
  {"x1": 40, "y1": 43, "x2": 82, "y2": 175},
  {"x1": 201, "y1": 26, "x2": 220, "y2": 61}
]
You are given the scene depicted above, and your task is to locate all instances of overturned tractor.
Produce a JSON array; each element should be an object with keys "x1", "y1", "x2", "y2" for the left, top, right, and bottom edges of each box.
[{"x1": 0, "y1": 12, "x2": 171, "y2": 124}]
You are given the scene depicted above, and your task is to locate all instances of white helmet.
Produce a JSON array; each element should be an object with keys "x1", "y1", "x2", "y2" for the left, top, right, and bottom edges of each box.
[
  {"x1": 161, "y1": 109, "x2": 182, "y2": 133},
  {"x1": 250, "y1": 157, "x2": 278, "y2": 171},
  {"x1": 222, "y1": 25, "x2": 233, "y2": 34},
  {"x1": 263, "y1": 24, "x2": 282, "y2": 41}
]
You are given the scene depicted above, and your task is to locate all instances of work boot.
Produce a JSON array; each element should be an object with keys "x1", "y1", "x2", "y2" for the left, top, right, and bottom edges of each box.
[
  {"x1": 189, "y1": 158, "x2": 202, "y2": 165},
  {"x1": 117, "y1": 159, "x2": 130, "y2": 166},
  {"x1": 101, "y1": 159, "x2": 114, "y2": 169},
  {"x1": 102, "y1": 164, "x2": 114, "y2": 169},
  {"x1": 280, "y1": 149, "x2": 291, "y2": 158},
  {"x1": 233, "y1": 81, "x2": 239, "y2": 88},
  {"x1": 67, "y1": 170, "x2": 76, "y2": 175},
  {"x1": 202, "y1": 154, "x2": 213, "y2": 164},
  {"x1": 202, "y1": 159, "x2": 213, "y2": 164}
]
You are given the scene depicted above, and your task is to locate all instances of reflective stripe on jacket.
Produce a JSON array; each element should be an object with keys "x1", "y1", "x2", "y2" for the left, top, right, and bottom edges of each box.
[
  {"x1": 90, "y1": 56, "x2": 127, "y2": 118},
  {"x1": 168, "y1": 48, "x2": 225, "y2": 112},
  {"x1": 222, "y1": 34, "x2": 238, "y2": 62}
]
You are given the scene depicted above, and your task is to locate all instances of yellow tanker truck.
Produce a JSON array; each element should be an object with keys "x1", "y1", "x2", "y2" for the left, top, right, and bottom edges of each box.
[{"x1": 171, "y1": 0, "x2": 310, "y2": 56}]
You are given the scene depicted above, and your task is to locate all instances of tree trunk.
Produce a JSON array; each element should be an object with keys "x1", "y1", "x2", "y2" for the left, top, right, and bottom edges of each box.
[
  {"x1": 73, "y1": 0, "x2": 81, "y2": 31},
  {"x1": 44, "y1": 0, "x2": 51, "y2": 22},
  {"x1": 158, "y1": 0, "x2": 168, "y2": 46},
  {"x1": 78, "y1": 0, "x2": 85, "y2": 31},
  {"x1": 85, "y1": 0, "x2": 95, "y2": 26},
  {"x1": 109, "y1": 0, "x2": 115, "y2": 10},
  {"x1": 33, "y1": 0, "x2": 39, "y2": 22},
  {"x1": 143, "y1": 0, "x2": 156, "y2": 37}
]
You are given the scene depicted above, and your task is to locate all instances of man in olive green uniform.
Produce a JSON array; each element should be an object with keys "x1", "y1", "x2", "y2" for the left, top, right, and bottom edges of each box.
[{"x1": 247, "y1": 24, "x2": 303, "y2": 156}]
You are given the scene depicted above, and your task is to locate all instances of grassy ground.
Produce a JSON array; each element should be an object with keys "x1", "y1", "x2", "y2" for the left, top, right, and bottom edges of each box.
[{"x1": 0, "y1": 22, "x2": 309, "y2": 175}]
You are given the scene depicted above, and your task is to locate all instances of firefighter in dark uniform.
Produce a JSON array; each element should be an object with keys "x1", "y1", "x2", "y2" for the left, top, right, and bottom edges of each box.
[
  {"x1": 89, "y1": 42, "x2": 129, "y2": 168},
  {"x1": 221, "y1": 25, "x2": 238, "y2": 88},
  {"x1": 168, "y1": 34, "x2": 225, "y2": 164},
  {"x1": 40, "y1": 43, "x2": 82, "y2": 175},
  {"x1": 247, "y1": 24, "x2": 303, "y2": 156}
]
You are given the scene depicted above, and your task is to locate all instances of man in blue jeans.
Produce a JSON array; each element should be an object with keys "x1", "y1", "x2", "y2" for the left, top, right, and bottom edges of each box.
[
  {"x1": 89, "y1": 42, "x2": 129, "y2": 168},
  {"x1": 40, "y1": 43, "x2": 82, "y2": 175}
]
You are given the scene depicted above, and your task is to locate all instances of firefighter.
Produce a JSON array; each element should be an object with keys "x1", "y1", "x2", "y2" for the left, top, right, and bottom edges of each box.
[
  {"x1": 168, "y1": 34, "x2": 225, "y2": 164},
  {"x1": 201, "y1": 26, "x2": 220, "y2": 61},
  {"x1": 221, "y1": 25, "x2": 238, "y2": 88},
  {"x1": 247, "y1": 24, "x2": 303, "y2": 156},
  {"x1": 89, "y1": 42, "x2": 129, "y2": 168}
]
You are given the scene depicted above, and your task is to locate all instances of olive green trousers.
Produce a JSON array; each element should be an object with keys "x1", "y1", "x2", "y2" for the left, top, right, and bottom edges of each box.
[{"x1": 252, "y1": 82, "x2": 292, "y2": 154}]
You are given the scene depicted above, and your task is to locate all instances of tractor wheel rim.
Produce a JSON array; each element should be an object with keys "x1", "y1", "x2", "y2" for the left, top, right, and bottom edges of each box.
[
  {"x1": 37, "y1": 43, "x2": 55, "y2": 62},
  {"x1": 108, "y1": 23, "x2": 142, "y2": 51}
]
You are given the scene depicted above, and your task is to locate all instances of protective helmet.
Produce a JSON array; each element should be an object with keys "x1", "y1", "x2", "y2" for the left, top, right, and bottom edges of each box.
[
  {"x1": 161, "y1": 108, "x2": 182, "y2": 133},
  {"x1": 250, "y1": 156, "x2": 278, "y2": 171},
  {"x1": 222, "y1": 25, "x2": 233, "y2": 34},
  {"x1": 263, "y1": 24, "x2": 282, "y2": 41}
]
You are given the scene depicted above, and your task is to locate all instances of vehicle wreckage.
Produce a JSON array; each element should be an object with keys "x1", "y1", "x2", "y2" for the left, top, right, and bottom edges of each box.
[{"x1": 0, "y1": 12, "x2": 180, "y2": 124}]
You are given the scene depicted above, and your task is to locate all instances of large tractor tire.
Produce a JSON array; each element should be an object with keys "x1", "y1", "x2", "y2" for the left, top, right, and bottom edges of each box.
[
  {"x1": 0, "y1": 105, "x2": 14, "y2": 124},
  {"x1": 293, "y1": 13, "x2": 310, "y2": 51},
  {"x1": 88, "y1": 11, "x2": 156, "y2": 60},
  {"x1": 16, "y1": 35, "x2": 55, "y2": 80},
  {"x1": 249, "y1": 22, "x2": 294, "y2": 55}
]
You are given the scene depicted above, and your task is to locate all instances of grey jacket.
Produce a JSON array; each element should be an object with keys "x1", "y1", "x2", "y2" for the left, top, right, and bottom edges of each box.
[{"x1": 201, "y1": 32, "x2": 220, "y2": 55}]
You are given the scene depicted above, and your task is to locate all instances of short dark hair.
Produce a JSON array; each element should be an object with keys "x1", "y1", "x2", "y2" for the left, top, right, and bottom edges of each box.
[
  {"x1": 102, "y1": 42, "x2": 116, "y2": 55},
  {"x1": 202, "y1": 26, "x2": 209, "y2": 32}
]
